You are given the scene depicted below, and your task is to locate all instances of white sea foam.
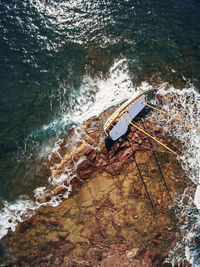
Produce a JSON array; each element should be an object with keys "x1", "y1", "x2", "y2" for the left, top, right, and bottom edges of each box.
[
  {"x1": 43, "y1": 58, "x2": 150, "y2": 133},
  {"x1": 0, "y1": 198, "x2": 37, "y2": 240},
  {"x1": 0, "y1": 58, "x2": 141, "y2": 240},
  {"x1": 149, "y1": 86, "x2": 200, "y2": 265}
]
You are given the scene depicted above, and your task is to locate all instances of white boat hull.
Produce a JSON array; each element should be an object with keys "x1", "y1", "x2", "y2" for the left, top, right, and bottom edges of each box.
[{"x1": 109, "y1": 95, "x2": 146, "y2": 141}]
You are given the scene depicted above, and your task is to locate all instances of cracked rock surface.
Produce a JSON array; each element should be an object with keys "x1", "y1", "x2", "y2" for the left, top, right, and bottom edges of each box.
[{"x1": 4, "y1": 108, "x2": 193, "y2": 266}]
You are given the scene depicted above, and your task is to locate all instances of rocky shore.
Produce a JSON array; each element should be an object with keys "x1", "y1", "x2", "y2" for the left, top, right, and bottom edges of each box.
[{"x1": 3, "y1": 101, "x2": 195, "y2": 266}]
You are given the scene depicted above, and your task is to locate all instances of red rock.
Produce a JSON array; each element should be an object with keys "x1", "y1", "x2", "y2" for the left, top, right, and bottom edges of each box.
[
  {"x1": 105, "y1": 165, "x2": 114, "y2": 175},
  {"x1": 183, "y1": 196, "x2": 189, "y2": 204},
  {"x1": 113, "y1": 161, "x2": 123, "y2": 172},
  {"x1": 84, "y1": 147, "x2": 94, "y2": 156},
  {"x1": 100, "y1": 141, "x2": 108, "y2": 154},
  {"x1": 154, "y1": 126, "x2": 162, "y2": 134},
  {"x1": 117, "y1": 147, "x2": 133, "y2": 162},
  {"x1": 100, "y1": 253, "x2": 129, "y2": 267},
  {"x1": 132, "y1": 143, "x2": 139, "y2": 151},
  {"x1": 59, "y1": 243, "x2": 75, "y2": 253},
  {"x1": 77, "y1": 159, "x2": 92, "y2": 169},
  {"x1": 77, "y1": 159, "x2": 94, "y2": 179},
  {"x1": 87, "y1": 151, "x2": 97, "y2": 162},
  {"x1": 95, "y1": 154, "x2": 108, "y2": 167}
]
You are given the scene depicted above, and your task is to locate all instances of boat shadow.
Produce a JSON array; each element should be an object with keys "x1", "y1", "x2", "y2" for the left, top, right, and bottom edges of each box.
[{"x1": 105, "y1": 106, "x2": 152, "y2": 155}]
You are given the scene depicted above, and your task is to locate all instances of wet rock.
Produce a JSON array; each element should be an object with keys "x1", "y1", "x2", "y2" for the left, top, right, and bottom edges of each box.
[
  {"x1": 84, "y1": 148, "x2": 97, "y2": 162},
  {"x1": 167, "y1": 95, "x2": 173, "y2": 103},
  {"x1": 183, "y1": 196, "x2": 189, "y2": 204},
  {"x1": 52, "y1": 186, "x2": 66, "y2": 196},
  {"x1": 73, "y1": 142, "x2": 90, "y2": 161},
  {"x1": 87, "y1": 131, "x2": 100, "y2": 141},
  {"x1": 77, "y1": 159, "x2": 94, "y2": 179},
  {"x1": 154, "y1": 126, "x2": 162, "y2": 133},
  {"x1": 157, "y1": 94, "x2": 163, "y2": 103},
  {"x1": 16, "y1": 219, "x2": 33, "y2": 234},
  {"x1": 83, "y1": 134, "x2": 96, "y2": 146},
  {"x1": 178, "y1": 218, "x2": 184, "y2": 225},
  {"x1": 36, "y1": 193, "x2": 51, "y2": 203}
]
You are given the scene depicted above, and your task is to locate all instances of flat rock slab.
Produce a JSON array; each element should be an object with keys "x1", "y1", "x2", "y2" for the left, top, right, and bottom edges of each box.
[{"x1": 4, "y1": 109, "x2": 193, "y2": 267}]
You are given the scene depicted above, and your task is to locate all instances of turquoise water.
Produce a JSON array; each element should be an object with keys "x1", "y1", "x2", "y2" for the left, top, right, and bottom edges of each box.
[{"x1": 1, "y1": 0, "x2": 200, "y2": 263}]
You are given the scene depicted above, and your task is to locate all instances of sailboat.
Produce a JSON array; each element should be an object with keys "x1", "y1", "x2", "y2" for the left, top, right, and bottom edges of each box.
[{"x1": 104, "y1": 86, "x2": 200, "y2": 154}]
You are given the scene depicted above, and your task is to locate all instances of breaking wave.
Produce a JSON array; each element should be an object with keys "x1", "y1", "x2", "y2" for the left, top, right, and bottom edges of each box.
[{"x1": 0, "y1": 58, "x2": 141, "y2": 240}]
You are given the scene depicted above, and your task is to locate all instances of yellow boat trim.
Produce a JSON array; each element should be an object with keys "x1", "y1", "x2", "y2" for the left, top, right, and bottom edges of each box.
[{"x1": 104, "y1": 93, "x2": 145, "y2": 130}]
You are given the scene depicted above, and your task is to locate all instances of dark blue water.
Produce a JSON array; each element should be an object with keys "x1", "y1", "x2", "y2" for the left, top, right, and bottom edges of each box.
[{"x1": 0, "y1": 0, "x2": 200, "y2": 264}]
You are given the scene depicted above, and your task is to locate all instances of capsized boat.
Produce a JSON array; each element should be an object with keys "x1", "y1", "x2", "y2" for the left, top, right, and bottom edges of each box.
[{"x1": 103, "y1": 90, "x2": 156, "y2": 141}]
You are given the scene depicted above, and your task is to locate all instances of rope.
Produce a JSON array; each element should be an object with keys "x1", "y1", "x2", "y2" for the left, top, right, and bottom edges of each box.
[
  {"x1": 143, "y1": 102, "x2": 200, "y2": 131},
  {"x1": 126, "y1": 119, "x2": 177, "y2": 155}
]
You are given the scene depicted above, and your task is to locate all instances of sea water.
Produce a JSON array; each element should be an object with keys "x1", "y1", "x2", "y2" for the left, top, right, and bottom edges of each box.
[{"x1": 0, "y1": 0, "x2": 200, "y2": 265}]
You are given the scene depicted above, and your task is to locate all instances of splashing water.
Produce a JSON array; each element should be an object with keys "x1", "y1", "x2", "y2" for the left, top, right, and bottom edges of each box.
[
  {"x1": 149, "y1": 86, "x2": 200, "y2": 265},
  {"x1": 0, "y1": 58, "x2": 143, "y2": 240}
]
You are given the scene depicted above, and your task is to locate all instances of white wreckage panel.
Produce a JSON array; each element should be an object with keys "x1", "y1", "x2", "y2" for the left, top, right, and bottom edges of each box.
[{"x1": 109, "y1": 95, "x2": 146, "y2": 141}]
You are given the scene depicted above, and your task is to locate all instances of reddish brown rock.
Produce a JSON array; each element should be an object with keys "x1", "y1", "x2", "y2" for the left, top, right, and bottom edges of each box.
[
  {"x1": 84, "y1": 147, "x2": 97, "y2": 162},
  {"x1": 16, "y1": 219, "x2": 33, "y2": 234},
  {"x1": 52, "y1": 185, "x2": 66, "y2": 195},
  {"x1": 117, "y1": 147, "x2": 133, "y2": 162},
  {"x1": 183, "y1": 196, "x2": 189, "y2": 204},
  {"x1": 3, "y1": 100, "x2": 195, "y2": 267},
  {"x1": 36, "y1": 193, "x2": 51, "y2": 203},
  {"x1": 83, "y1": 134, "x2": 96, "y2": 145},
  {"x1": 73, "y1": 142, "x2": 90, "y2": 161},
  {"x1": 77, "y1": 159, "x2": 94, "y2": 179}
]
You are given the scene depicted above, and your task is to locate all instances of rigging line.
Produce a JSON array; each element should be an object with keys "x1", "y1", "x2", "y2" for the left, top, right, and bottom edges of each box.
[
  {"x1": 141, "y1": 119, "x2": 172, "y2": 200},
  {"x1": 124, "y1": 136, "x2": 155, "y2": 214},
  {"x1": 126, "y1": 119, "x2": 177, "y2": 155},
  {"x1": 143, "y1": 102, "x2": 200, "y2": 131}
]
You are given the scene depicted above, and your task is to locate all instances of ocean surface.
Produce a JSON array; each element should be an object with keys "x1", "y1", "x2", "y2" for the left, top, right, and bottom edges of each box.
[{"x1": 0, "y1": 0, "x2": 200, "y2": 265}]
